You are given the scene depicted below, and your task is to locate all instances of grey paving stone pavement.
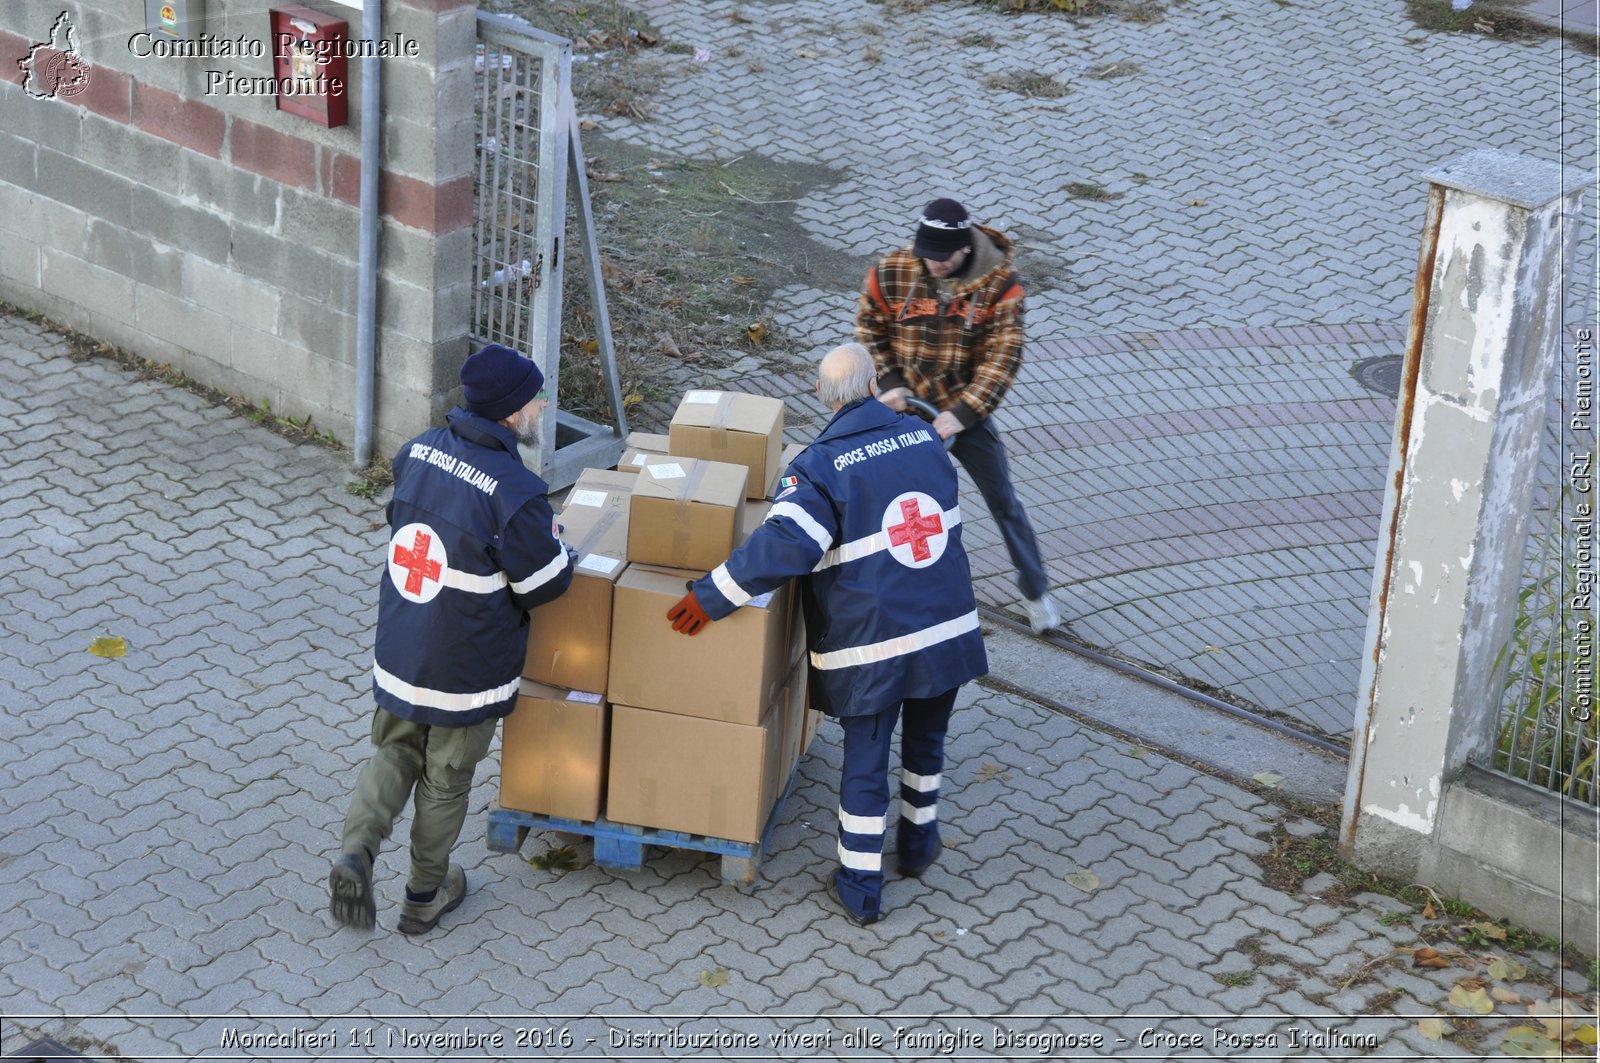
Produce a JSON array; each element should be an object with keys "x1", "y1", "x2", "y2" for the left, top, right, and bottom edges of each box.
[
  {"x1": 589, "y1": 0, "x2": 1597, "y2": 740},
  {"x1": 2, "y1": 318, "x2": 1595, "y2": 1061}
]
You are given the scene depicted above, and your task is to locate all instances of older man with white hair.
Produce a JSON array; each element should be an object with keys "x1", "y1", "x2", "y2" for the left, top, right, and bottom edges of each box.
[{"x1": 667, "y1": 342, "x2": 988, "y2": 925}]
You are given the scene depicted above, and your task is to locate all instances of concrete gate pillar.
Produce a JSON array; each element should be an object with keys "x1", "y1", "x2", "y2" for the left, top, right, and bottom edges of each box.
[{"x1": 1341, "y1": 151, "x2": 1591, "y2": 884}]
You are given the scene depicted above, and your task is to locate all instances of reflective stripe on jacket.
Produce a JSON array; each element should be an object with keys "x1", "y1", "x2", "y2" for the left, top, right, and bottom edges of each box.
[
  {"x1": 372, "y1": 407, "x2": 572, "y2": 726},
  {"x1": 692, "y1": 398, "x2": 987, "y2": 717}
]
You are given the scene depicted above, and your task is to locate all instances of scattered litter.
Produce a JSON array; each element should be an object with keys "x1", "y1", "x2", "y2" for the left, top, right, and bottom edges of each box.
[{"x1": 480, "y1": 260, "x2": 532, "y2": 289}]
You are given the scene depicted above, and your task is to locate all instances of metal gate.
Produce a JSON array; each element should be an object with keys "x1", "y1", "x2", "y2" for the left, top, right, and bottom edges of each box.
[
  {"x1": 1483, "y1": 327, "x2": 1598, "y2": 807},
  {"x1": 472, "y1": 11, "x2": 625, "y2": 490}
]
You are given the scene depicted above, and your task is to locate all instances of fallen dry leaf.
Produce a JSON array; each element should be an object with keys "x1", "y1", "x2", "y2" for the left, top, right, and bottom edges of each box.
[
  {"x1": 1492, "y1": 986, "x2": 1523, "y2": 1004},
  {"x1": 88, "y1": 636, "x2": 126, "y2": 658},
  {"x1": 745, "y1": 321, "x2": 769, "y2": 344},
  {"x1": 698, "y1": 967, "x2": 730, "y2": 988},
  {"x1": 1466, "y1": 921, "x2": 1508, "y2": 941},
  {"x1": 1448, "y1": 984, "x2": 1494, "y2": 1015},
  {"x1": 1422, "y1": 899, "x2": 1438, "y2": 919},
  {"x1": 1500, "y1": 1025, "x2": 1560, "y2": 1057},
  {"x1": 1252, "y1": 771, "x2": 1284, "y2": 789},
  {"x1": 1528, "y1": 997, "x2": 1587, "y2": 1041},
  {"x1": 1417, "y1": 1017, "x2": 1451, "y2": 1041},
  {"x1": 974, "y1": 762, "x2": 1012, "y2": 783},
  {"x1": 730, "y1": 275, "x2": 756, "y2": 285},
  {"x1": 1488, "y1": 957, "x2": 1528, "y2": 982},
  {"x1": 1064, "y1": 869, "x2": 1100, "y2": 894}
]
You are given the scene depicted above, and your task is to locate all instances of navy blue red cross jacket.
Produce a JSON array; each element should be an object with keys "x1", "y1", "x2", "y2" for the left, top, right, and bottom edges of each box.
[
  {"x1": 372, "y1": 408, "x2": 572, "y2": 727},
  {"x1": 691, "y1": 398, "x2": 988, "y2": 717}
]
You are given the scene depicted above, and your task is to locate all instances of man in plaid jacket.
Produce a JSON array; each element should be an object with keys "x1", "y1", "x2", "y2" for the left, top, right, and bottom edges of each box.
[{"x1": 857, "y1": 197, "x2": 1064, "y2": 634}]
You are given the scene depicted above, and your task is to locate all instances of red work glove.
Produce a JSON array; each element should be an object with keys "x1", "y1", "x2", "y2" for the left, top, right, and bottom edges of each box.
[{"x1": 667, "y1": 589, "x2": 710, "y2": 636}]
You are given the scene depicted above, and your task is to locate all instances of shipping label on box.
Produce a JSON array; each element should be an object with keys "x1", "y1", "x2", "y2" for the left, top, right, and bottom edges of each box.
[
  {"x1": 668, "y1": 391, "x2": 784, "y2": 501},
  {"x1": 525, "y1": 470, "x2": 632, "y2": 692},
  {"x1": 500, "y1": 681, "x2": 609, "y2": 822},
  {"x1": 607, "y1": 563, "x2": 792, "y2": 724},
  {"x1": 617, "y1": 432, "x2": 669, "y2": 475},
  {"x1": 606, "y1": 701, "x2": 781, "y2": 843},
  {"x1": 626, "y1": 456, "x2": 746, "y2": 571}
]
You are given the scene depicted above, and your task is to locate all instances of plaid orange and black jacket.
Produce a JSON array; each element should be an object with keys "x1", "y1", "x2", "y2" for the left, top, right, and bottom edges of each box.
[{"x1": 855, "y1": 224, "x2": 1025, "y2": 431}]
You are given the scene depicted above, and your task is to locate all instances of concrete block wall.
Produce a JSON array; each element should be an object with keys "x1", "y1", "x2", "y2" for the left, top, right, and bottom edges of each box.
[{"x1": 0, "y1": 0, "x2": 477, "y2": 460}]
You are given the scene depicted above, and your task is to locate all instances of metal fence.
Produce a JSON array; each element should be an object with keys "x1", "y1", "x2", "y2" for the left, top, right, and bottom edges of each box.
[{"x1": 1484, "y1": 325, "x2": 1598, "y2": 806}]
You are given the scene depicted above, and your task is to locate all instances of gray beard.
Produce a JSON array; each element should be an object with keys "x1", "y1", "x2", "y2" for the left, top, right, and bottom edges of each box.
[{"x1": 513, "y1": 411, "x2": 540, "y2": 445}]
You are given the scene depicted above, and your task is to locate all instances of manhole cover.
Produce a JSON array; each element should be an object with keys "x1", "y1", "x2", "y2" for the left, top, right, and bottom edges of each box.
[{"x1": 1352, "y1": 354, "x2": 1403, "y2": 397}]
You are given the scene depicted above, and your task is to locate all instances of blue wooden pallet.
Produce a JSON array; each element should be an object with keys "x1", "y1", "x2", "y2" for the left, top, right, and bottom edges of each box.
[{"x1": 487, "y1": 771, "x2": 797, "y2": 885}]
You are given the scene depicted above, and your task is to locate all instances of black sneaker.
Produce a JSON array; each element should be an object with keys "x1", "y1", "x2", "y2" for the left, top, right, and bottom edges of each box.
[
  {"x1": 329, "y1": 852, "x2": 375, "y2": 930},
  {"x1": 397, "y1": 864, "x2": 466, "y2": 936}
]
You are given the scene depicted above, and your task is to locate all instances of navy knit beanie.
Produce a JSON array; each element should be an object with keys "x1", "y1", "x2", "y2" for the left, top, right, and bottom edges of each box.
[{"x1": 461, "y1": 344, "x2": 544, "y2": 420}]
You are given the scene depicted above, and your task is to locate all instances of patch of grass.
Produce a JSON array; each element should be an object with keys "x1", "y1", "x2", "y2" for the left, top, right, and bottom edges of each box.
[
  {"x1": 982, "y1": 70, "x2": 1070, "y2": 98},
  {"x1": 1212, "y1": 969, "x2": 1257, "y2": 987},
  {"x1": 347, "y1": 459, "x2": 393, "y2": 502},
  {"x1": 1405, "y1": 0, "x2": 1597, "y2": 49},
  {"x1": 1086, "y1": 60, "x2": 1142, "y2": 79},
  {"x1": 1359, "y1": 987, "x2": 1405, "y2": 1014},
  {"x1": 954, "y1": 30, "x2": 999, "y2": 46},
  {"x1": 1063, "y1": 181, "x2": 1124, "y2": 201},
  {"x1": 483, "y1": 0, "x2": 873, "y2": 432},
  {"x1": 1377, "y1": 910, "x2": 1413, "y2": 927}
]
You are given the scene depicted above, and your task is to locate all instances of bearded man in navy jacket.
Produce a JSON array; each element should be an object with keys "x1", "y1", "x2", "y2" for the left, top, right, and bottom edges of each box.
[
  {"x1": 668, "y1": 342, "x2": 988, "y2": 924},
  {"x1": 330, "y1": 344, "x2": 574, "y2": 935}
]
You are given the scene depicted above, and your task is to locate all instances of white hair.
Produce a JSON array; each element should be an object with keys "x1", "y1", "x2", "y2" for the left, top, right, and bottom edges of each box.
[{"x1": 817, "y1": 343, "x2": 875, "y2": 407}]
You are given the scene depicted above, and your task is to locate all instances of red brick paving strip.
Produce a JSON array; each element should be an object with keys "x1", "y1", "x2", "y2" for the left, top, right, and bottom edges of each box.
[{"x1": 1029, "y1": 321, "x2": 1407, "y2": 361}]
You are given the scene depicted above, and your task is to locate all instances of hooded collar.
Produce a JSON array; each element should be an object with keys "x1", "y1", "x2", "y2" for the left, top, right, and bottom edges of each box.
[
  {"x1": 815, "y1": 397, "x2": 903, "y2": 446},
  {"x1": 446, "y1": 406, "x2": 520, "y2": 454}
]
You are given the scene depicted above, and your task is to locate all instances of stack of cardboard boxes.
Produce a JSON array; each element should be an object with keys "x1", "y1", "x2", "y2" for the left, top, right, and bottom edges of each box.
[{"x1": 501, "y1": 391, "x2": 821, "y2": 845}]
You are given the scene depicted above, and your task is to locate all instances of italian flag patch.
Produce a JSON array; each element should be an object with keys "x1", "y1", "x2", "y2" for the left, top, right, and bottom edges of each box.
[{"x1": 780, "y1": 475, "x2": 798, "y2": 490}]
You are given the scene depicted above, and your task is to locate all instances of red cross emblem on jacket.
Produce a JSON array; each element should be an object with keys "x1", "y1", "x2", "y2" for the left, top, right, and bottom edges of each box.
[
  {"x1": 388, "y1": 522, "x2": 448, "y2": 603},
  {"x1": 882, "y1": 492, "x2": 948, "y2": 569}
]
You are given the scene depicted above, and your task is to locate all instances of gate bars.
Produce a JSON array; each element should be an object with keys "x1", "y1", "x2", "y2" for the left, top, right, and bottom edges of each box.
[{"x1": 472, "y1": 12, "x2": 626, "y2": 490}]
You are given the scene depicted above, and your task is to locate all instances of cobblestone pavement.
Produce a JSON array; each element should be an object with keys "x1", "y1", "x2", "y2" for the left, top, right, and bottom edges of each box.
[
  {"x1": 597, "y1": 0, "x2": 1598, "y2": 738},
  {"x1": 4, "y1": 316, "x2": 1596, "y2": 1060}
]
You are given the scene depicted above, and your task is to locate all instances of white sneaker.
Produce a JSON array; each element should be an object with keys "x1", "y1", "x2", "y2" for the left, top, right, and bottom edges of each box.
[{"x1": 1023, "y1": 593, "x2": 1063, "y2": 635}]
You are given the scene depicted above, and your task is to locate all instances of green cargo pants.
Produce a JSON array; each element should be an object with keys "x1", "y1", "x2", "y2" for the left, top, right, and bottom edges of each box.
[{"x1": 341, "y1": 706, "x2": 498, "y2": 895}]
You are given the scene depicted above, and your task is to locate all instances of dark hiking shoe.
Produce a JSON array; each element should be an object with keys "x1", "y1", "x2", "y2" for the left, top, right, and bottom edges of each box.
[
  {"x1": 827, "y1": 874, "x2": 881, "y2": 927},
  {"x1": 397, "y1": 864, "x2": 466, "y2": 936},
  {"x1": 329, "y1": 852, "x2": 375, "y2": 930},
  {"x1": 897, "y1": 837, "x2": 943, "y2": 879}
]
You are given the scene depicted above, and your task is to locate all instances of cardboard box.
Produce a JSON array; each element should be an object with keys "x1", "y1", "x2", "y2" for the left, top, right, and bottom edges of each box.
[
  {"x1": 627, "y1": 456, "x2": 746, "y2": 571},
  {"x1": 801, "y1": 703, "x2": 823, "y2": 755},
  {"x1": 607, "y1": 564, "x2": 791, "y2": 724},
  {"x1": 740, "y1": 498, "x2": 771, "y2": 545},
  {"x1": 500, "y1": 680, "x2": 609, "y2": 821},
  {"x1": 773, "y1": 659, "x2": 809, "y2": 806},
  {"x1": 669, "y1": 391, "x2": 784, "y2": 500},
  {"x1": 607, "y1": 701, "x2": 782, "y2": 843},
  {"x1": 524, "y1": 470, "x2": 632, "y2": 692},
  {"x1": 617, "y1": 432, "x2": 669, "y2": 475}
]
